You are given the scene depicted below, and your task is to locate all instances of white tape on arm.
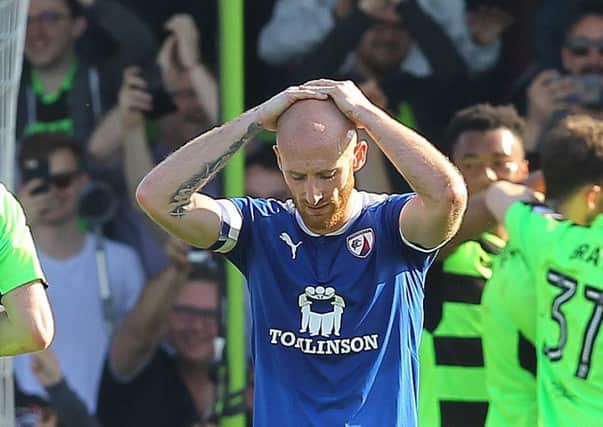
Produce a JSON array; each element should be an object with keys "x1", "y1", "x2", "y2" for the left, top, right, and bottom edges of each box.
[{"x1": 209, "y1": 200, "x2": 243, "y2": 253}]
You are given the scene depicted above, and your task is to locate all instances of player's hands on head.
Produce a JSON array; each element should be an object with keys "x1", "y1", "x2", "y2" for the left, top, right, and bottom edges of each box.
[
  {"x1": 164, "y1": 14, "x2": 201, "y2": 69},
  {"x1": 303, "y1": 79, "x2": 377, "y2": 126},
  {"x1": 31, "y1": 348, "x2": 64, "y2": 387},
  {"x1": 257, "y1": 85, "x2": 329, "y2": 131},
  {"x1": 118, "y1": 67, "x2": 152, "y2": 128}
]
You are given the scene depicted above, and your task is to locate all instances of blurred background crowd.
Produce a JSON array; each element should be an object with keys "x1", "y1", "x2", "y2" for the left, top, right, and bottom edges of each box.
[{"x1": 7, "y1": 0, "x2": 603, "y2": 426}]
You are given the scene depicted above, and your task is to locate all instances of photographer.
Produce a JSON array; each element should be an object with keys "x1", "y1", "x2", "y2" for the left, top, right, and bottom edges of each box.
[
  {"x1": 85, "y1": 14, "x2": 218, "y2": 276},
  {"x1": 525, "y1": 1, "x2": 603, "y2": 156},
  {"x1": 97, "y1": 238, "x2": 223, "y2": 427},
  {"x1": 13, "y1": 133, "x2": 145, "y2": 414},
  {"x1": 88, "y1": 13, "x2": 218, "y2": 173}
]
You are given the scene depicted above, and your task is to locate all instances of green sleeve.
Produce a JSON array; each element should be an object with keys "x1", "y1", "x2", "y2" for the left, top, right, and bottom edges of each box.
[
  {"x1": 504, "y1": 202, "x2": 557, "y2": 262},
  {"x1": 0, "y1": 184, "x2": 46, "y2": 296}
]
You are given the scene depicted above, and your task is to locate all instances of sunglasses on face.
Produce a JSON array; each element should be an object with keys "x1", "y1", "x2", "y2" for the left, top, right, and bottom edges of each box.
[
  {"x1": 172, "y1": 306, "x2": 219, "y2": 321},
  {"x1": 565, "y1": 37, "x2": 603, "y2": 56},
  {"x1": 49, "y1": 171, "x2": 80, "y2": 189}
]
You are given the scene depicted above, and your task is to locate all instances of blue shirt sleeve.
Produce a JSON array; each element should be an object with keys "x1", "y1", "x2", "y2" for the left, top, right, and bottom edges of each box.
[
  {"x1": 218, "y1": 197, "x2": 289, "y2": 276},
  {"x1": 384, "y1": 193, "x2": 439, "y2": 273}
]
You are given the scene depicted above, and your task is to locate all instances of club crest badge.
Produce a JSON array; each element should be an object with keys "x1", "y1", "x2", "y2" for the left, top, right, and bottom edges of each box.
[{"x1": 346, "y1": 228, "x2": 374, "y2": 258}]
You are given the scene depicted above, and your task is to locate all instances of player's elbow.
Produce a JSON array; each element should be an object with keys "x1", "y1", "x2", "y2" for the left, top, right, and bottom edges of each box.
[
  {"x1": 426, "y1": 168, "x2": 468, "y2": 214},
  {"x1": 136, "y1": 176, "x2": 161, "y2": 218},
  {"x1": 18, "y1": 314, "x2": 54, "y2": 354},
  {"x1": 442, "y1": 178, "x2": 468, "y2": 236},
  {"x1": 33, "y1": 306, "x2": 55, "y2": 351},
  {"x1": 30, "y1": 321, "x2": 54, "y2": 352},
  {"x1": 135, "y1": 180, "x2": 150, "y2": 211},
  {"x1": 444, "y1": 178, "x2": 468, "y2": 217},
  {"x1": 15, "y1": 336, "x2": 50, "y2": 355}
]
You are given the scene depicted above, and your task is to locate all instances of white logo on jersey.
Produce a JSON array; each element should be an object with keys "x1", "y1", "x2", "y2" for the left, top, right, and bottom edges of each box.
[
  {"x1": 346, "y1": 228, "x2": 374, "y2": 258},
  {"x1": 280, "y1": 232, "x2": 302, "y2": 259},
  {"x1": 299, "y1": 286, "x2": 345, "y2": 337},
  {"x1": 268, "y1": 285, "x2": 380, "y2": 355}
]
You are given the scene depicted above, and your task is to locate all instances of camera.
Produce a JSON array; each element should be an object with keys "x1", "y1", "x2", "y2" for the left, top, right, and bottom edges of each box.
[
  {"x1": 565, "y1": 74, "x2": 603, "y2": 107},
  {"x1": 77, "y1": 180, "x2": 117, "y2": 228},
  {"x1": 139, "y1": 62, "x2": 176, "y2": 119},
  {"x1": 21, "y1": 157, "x2": 49, "y2": 195}
]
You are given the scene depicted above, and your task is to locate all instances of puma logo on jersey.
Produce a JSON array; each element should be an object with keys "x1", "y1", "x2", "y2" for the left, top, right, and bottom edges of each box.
[{"x1": 280, "y1": 232, "x2": 302, "y2": 259}]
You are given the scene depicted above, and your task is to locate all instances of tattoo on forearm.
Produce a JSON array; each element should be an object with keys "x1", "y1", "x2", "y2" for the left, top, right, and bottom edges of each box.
[{"x1": 168, "y1": 121, "x2": 262, "y2": 217}]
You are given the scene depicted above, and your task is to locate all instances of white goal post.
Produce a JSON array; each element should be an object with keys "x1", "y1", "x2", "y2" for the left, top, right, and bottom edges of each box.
[{"x1": 0, "y1": 0, "x2": 31, "y2": 426}]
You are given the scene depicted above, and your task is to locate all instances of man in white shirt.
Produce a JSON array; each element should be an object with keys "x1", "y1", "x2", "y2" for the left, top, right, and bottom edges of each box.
[{"x1": 15, "y1": 133, "x2": 144, "y2": 412}]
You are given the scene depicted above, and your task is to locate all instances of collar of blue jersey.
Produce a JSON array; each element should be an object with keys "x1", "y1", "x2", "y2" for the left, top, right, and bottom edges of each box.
[{"x1": 294, "y1": 189, "x2": 363, "y2": 237}]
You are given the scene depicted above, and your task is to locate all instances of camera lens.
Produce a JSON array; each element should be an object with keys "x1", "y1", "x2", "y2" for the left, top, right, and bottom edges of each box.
[{"x1": 77, "y1": 180, "x2": 117, "y2": 227}]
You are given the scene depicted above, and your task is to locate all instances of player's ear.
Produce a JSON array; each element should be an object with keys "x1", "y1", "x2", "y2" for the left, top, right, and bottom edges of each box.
[
  {"x1": 273, "y1": 145, "x2": 283, "y2": 172},
  {"x1": 586, "y1": 184, "x2": 601, "y2": 210},
  {"x1": 352, "y1": 139, "x2": 368, "y2": 172}
]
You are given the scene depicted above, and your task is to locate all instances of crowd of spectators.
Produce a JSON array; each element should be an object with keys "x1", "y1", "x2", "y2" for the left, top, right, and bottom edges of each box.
[{"x1": 8, "y1": 0, "x2": 603, "y2": 426}]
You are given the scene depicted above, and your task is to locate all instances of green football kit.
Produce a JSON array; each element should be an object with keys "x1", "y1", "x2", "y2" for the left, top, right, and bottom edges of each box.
[
  {"x1": 483, "y1": 242, "x2": 538, "y2": 427},
  {"x1": 420, "y1": 234, "x2": 504, "y2": 426},
  {"x1": 0, "y1": 184, "x2": 46, "y2": 297},
  {"x1": 506, "y1": 202, "x2": 603, "y2": 426},
  {"x1": 24, "y1": 60, "x2": 79, "y2": 137}
]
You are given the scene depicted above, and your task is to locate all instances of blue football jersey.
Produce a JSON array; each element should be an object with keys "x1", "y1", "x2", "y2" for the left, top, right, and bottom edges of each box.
[{"x1": 214, "y1": 191, "x2": 438, "y2": 427}]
